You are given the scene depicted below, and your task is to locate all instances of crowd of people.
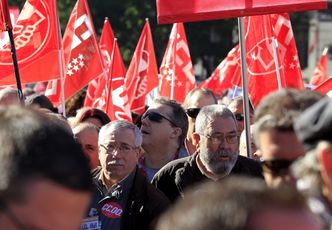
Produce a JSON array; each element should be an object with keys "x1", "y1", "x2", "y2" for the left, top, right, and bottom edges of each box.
[{"x1": 0, "y1": 85, "x2": 331, "y2": 230}]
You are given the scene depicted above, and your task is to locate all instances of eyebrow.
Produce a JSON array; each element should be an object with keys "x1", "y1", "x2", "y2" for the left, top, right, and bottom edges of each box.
[{"x1": 212, "y1": 131, "x2": 238, "y2": 135}]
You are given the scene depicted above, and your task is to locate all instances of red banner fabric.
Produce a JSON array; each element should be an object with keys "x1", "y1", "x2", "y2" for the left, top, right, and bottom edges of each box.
[{"x1": 157, "y1": 0, "x2": 327, "y2": 24}]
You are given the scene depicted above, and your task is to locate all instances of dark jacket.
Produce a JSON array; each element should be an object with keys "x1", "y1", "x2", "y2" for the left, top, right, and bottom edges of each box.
[
  {"x1": 152, "y1": 153, "x2": 263, "y2": 202},
  {"x1": 88, "y1": 167, "x2": 170, "y2": 230}
]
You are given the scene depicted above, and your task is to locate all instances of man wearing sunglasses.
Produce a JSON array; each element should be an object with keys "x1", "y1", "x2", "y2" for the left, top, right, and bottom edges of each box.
[
  {"x1": 183, "y1": 88, "x2": 217, "y2": 155},
  {"x1": 139, "y1": 98, "x2": 189, "y2": 182},
  {"x1": 253, "y1": 89, "x2": 324, "y2": 188},
  {"x1": 84, "y1": 120, "x2": 170, "y2": 230},
  {"x1": 152, "y1": 105, "x2": 263, "y2": 202},
  {"x1": 228, "y1": 96, "x2": 254, "y2": 133},
  {"x1": 253, "y1": 114, "x2": 304, "y2": 188}
]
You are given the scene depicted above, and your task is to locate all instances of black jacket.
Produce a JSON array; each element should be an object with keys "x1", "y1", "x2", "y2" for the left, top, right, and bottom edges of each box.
[
  {"x1": 152, "y1": 153, "x2": 263, "y2": 202},
  {"x1": 88, "y1": 167, "x2": 170, "y2": 230}
]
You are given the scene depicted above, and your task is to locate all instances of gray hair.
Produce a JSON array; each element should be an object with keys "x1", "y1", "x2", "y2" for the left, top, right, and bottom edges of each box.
[
  {"x1": 195, "y1": 104, "x2": 236, "y2": 135},
  {"x1": 291, "y1": 141, "x2": 328, "y2": 195},
  {"x1": 99, "y1": 120, "x2": 142, "y2": 147}
]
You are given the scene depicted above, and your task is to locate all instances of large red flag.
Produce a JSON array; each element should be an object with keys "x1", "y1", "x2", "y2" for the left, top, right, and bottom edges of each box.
[
  {"x1": 0, "y1": 0, "x2": 12, "y2": 31},
  {"x1": 159, "y1": 23, "x2": 195, "y2": 103},
  {"x1": 46, "y1": 0, "x2": 104, "y2": 106},
  {"x1": 84, "y1": 17, "x2": 115, "y2": 107},
  {"x1": 199, "y1": 45, "x2": 240, "y2": 95},
  {"x1": 0, "y1": 0, "x2": 61, "y2": 85},
  {"x1": 271, "y1": 13, "x2": 304, "y2": 89},
  {"x1": 156, "y1": 0, "x2": 327, "y2": 24},
  {"x1": 310, "y1": 47, "x2": 328, "y2": 86},
  {"x1": 61, "y1": 0, "x2": 104, "y2": 102},
  {"x1": 231, "y1": 13, "x2": 303, "y2": 107},
  {"x1": 243, "y1": 14, "x2": 284, "y2": 107},
  {"x1": 125, "y1": 20, "x2": 159, "y2": 115},
  {"x1": 314, "y1": 76, "x2": 332, "y2": 95},
  {"x1": 105, "y1": 39, "x2": 132, "y2": 121}
]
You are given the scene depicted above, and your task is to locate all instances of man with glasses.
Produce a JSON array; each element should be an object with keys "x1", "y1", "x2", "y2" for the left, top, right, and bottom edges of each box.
[
  {"x1": 152, "y1": 105, "x2": 262, "y2": 202},
  {"x1": 183, "y1": 88, "x2": 217, "y2": 155},
  {"x1": 253, "y1": 89, "x2": 324, "y2": 188},
  {"x1": 140, "y1": 97, "x2": 188, "y2": 182},
  {"x1": 84, "y1": 120, "x2": 169, "y2": 230}
]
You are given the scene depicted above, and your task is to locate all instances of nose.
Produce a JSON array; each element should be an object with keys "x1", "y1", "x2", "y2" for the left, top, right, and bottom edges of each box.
[
  {"x1": 110, "y1": 148, "x2": 121, "y2": 158},
  {"x1": 141, "y1": 115, "x2": 149, "y2": 125}
]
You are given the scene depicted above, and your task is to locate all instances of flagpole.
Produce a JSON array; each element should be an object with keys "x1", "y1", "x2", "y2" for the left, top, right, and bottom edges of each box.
[
  {"x1": 272, "y1": 37, "x2": 282, "y2": 90},
  {"x1": 54, "y1": 0, "x2": 66, "y2": 117},
  {"x1": 238, "y1": 17, "x2": 252, "y2": 158},
  {"x1": 7, "y1": 28, "x2": 24, "y2": 104},
  {"x1": 170, "y1": 24, "x2": 177, "y2": 100}
]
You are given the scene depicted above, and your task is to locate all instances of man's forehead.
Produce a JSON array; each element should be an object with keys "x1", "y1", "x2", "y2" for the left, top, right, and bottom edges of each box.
[
  {"x1": 149, "y1": 103, "x2": 172, "y2": 113},
  {"x1": 189, "y1": 92, "x2": 215, "y2": 107},
  {"x1": 204, "y1": 116, "x2": 237, "y2": 133},
  {"x1": 101, "y1": 128, "x2": 135, "y2": 143}
]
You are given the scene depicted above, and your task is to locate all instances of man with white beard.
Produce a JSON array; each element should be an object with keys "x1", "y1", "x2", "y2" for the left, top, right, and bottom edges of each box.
[{"x1": 152, "y1": 105, "x2": 263, "y2": 202}]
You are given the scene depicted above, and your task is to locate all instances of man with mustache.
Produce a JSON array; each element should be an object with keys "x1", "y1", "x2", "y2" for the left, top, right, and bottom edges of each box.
[
  {"x1": 84, "y1": 120, "x2": 170, "y2": 230},
  {"x1": 152, "y1": 105, "x2": 263, "y2": 202}
]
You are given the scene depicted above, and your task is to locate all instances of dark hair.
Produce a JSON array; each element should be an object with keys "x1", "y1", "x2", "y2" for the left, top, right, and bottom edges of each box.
[
  {"x1": 157, "y1": 177, "x2": 309, "y2": 230},
  {"x1": 25, "y1": 93, "x2": 57, "y2": 113},
  {"x1": 0, "y1": 105, "x2": 92, "y2": 203},
  {"x1": 154, "y1": 97, "x2": 188, "y2": 147},
  {"x1": 76, "y1": 107, "x2": 111, "y2": 126},
  {"x1": 255, "y1": 89, "x2": 324, "y2": 123}
]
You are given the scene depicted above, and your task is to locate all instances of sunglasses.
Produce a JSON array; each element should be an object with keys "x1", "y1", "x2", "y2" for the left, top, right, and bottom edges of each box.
[
  {"x1": 235, "y1": 113, "x2": 244, "y2": 121},
  {"x1": 261, "y1": 159, "x2": 294, "y2": 176},
  {"x1": 186, "y1": 108, "x2": 201, "y2": 118},
  {"x1": 142, "y1": 111, "x2": 177, "y2": 127}
]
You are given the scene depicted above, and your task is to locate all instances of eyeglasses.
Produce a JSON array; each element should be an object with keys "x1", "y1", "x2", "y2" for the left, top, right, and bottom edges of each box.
[
  {"x1": 235, "y1": 113, "x2": 244, "y2": 121},
  {"x1": 100, "y1": 142, "x2": 137, "y2": 154},
  {"x1": 201, "y1": 133, "x2": 239, "y2": 145},
  {"x1": 186, "y1": 108, "x2": 201, "y2": 119},
  {"x1": 142, "y1": 111, "x2": 177, "y2": 127},
  {"x1": 261, "y1": 159, "x2": 294, "y2": 176}
]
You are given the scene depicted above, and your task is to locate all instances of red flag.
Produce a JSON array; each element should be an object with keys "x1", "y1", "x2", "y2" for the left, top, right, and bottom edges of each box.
[
  {"x1": 125, "y1": 19, "x2": 159, "y2": 115},
  {"x1": 156, "y1": 0, "x2": 327, "y2": 24},
  {"x1": 84, "y1": 17, "x2": 115, "y2": 107},
  {"x1": 159, "y1": 23, "x2": 195, "y2": 103},
  {"x1": 243, "y1": 14, "x2": 284, "y2": 107},
  {"x1": 199, "y1": 45, "x2": 240, "y2": 95},
  {"x1": 0, "y1": 0, "x2": 61, "y2": 85},
  {"x1": 314, "y1": 76, "x2": 332, "y2": 95},
  {"x1": 85, "y1": 18, "x2": 114, "y2": 111},
  {"x1": 105, "y1": 39, "x2": 132, "y2": 121},
  {"x1": 0, "y1": 7, "x2": 19, "y2": 40},
  {"x1": 0, "y1": 0, "x2": 12, "y2": 31},
  {"x1": 271, "y1": 13, "x2": 304, "y2": 89},
  {"x1": 310, "y1": 47, "x2": 328, "y2": 86},
  {"x1": 45, "y1": 78, "x2": 61, "y2": 105},
  {"x1": 231, "y1": 13, "x2": 304, "y2": 107},
  {"x1": 60, "y1": 0, "x2": 104, "y2": 103}
]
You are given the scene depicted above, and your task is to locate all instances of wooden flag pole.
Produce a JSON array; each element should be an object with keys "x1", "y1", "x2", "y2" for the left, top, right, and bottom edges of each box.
[
  {"x1": 7, "y1": 28, "x2": 24, "y2": 104},
  {"x1": 238, "y1": 17, "x2": 252, "y2": 158}
]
